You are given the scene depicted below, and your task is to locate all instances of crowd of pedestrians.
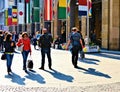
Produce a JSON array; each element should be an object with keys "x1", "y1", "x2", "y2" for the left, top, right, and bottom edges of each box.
[{"x1": 0, "y1": 27, "x2": 84, "y2": 75}]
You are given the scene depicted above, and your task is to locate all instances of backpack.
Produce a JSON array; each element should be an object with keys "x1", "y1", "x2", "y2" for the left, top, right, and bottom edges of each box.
[{"x1": 71, "y1": 33, "x2": 81, "y2": 46}]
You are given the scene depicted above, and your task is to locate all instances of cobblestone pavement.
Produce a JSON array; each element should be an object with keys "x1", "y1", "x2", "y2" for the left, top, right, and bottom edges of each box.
[{"x1": 0, "y1": 82, "x2": 120, "y2": 92}]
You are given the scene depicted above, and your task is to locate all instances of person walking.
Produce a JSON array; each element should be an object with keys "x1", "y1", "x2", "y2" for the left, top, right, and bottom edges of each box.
[
  {"x1": 38, "y1": 28, "x2": 53, "y2": 70},
  {"x1": 66, "y1": 27, "x2": 84, "y2": 68},
  {"x1": 0, "y1": 30, "x2": 4, "y2": 51},
  {"x1": 4, "y1": 33, "x2": 16, "y2": 74},
  {"x1": 17, "y1": 32, "x2": 31, "y2": 72},
  {"x1": 32, "y1": 35, "x2": 37, "y2": 50}
]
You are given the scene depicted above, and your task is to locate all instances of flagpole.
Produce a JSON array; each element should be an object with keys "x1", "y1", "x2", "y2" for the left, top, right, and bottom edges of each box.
[{"x1": 87, "y1": 0, "x2": 89, "y2": 45}]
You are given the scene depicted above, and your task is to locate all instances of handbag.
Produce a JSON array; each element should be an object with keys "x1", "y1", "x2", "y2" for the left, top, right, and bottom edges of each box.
[
  {"x1": 1, "y1": 53, "x2": 6, "y2": 60},
  {"x1": 17, "y1": 44, "x2": 24, "y2": 52},
  {"x1": 27, "y1": 55, "x2": 33, "y2": 69}
]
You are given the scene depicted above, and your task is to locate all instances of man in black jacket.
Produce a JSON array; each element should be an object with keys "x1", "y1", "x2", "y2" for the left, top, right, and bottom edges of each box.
[{"x1": 38, "y1": 28, "x2": 53, "y2": 70}]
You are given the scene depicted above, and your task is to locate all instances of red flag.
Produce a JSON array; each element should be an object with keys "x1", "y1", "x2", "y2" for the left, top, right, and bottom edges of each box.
[
  {"x1": 8, "y1": 17, "x2": 12, "y2": 25},
  {"x1": 79, "y1": 0, "x2": 87, "y2": 5},
  {"x1": 44, "y1": 0, "x2": 53, "y2": 21}
]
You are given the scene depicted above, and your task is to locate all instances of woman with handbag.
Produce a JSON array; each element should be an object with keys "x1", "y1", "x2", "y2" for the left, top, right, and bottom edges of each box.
[
  {"x1": 4, "y1": 33, "x2": 16, "y2": 75},
  {"x1": 17, "y1": 32, "x2": 31, "y2": 72}
]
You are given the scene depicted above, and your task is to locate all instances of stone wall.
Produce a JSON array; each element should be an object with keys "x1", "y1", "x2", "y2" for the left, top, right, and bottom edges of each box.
[{"x1": 102, "y1": 0, "x2": 120, "y2": 50}]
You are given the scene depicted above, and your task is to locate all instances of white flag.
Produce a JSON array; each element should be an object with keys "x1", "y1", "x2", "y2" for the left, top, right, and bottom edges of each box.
[{"x1": 18, "y1": 3, "x2": 25, "y2": 24}]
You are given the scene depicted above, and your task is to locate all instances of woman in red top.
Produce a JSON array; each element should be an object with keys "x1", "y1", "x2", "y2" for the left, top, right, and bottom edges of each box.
[{"x1": 17, "y1": 32, "x2": 31, "y2": 72}]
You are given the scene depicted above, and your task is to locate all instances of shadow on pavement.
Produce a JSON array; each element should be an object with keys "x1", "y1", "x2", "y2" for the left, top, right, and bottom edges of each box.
[
  {"x1": 25, "y1": 71, "x2": 45, "y2": 84},
  {"x1": 45, "y1": 69, "x2": 74, "y2": 82},
  {"x1": 5, "y1": 72, "x2": 25, "y2": 85},
  {"x1": 77, "y1": 67, "x2": 111, "y2": 79},
  {"x1": 78, "y1": 57, "x2": 100, "y2": 65},
  {"x1": 90, "y1": 53, "x2": 120, "y2": 60}
]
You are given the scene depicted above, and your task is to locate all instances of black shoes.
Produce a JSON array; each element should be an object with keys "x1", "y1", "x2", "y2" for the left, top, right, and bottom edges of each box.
[
  {"x1": 7, "y1": 69, "x2": 12, "y2": 75},
  {"x1": 39, "y1": 67, "x2": 44, "y2": 70},
  {"x1": 74, "y1": 65, "x2": 79, "y2": 68},
  {"x1": 39, "y1": 67, "x2": 52, "y2": 70}
]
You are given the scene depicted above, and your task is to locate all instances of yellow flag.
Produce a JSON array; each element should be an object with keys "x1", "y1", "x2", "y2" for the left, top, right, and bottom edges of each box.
[{"x1": 59, "y1": 0, "x2": 67, "y2": 7}]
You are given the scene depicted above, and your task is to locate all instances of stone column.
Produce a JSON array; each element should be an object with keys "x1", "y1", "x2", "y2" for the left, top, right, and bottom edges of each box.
[
  {"x1": 102, "y1": 0, "x2": 120, "y2": 50},
  {"x1": 109, "y1": 0, "x2": 120, "y2": 50},
  {"x1": 102, "y1": 0, "x2": 109, "y2": 49},
  {"x1": 81, "y1": 16, "x2": 86, "y2": 39}
]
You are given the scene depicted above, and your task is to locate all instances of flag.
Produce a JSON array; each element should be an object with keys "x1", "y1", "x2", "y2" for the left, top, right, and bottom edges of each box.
[
  {"x1": 58, "y1": 0, "x2": 67, "y2": 19},
  {"x1": 18, "y1": 3, "x2": 24, "y2": 24},
  {"x1": 67, "y1": 0, "x2": 70, "y2": 18},
  {"x1": 78, "y1": 0, "x2": 92, "y2": 16},
  {"x1": 12, "y1": 6, "x2": 17, "y2": 25},
  {"x1": 8, "y1": 8, "x2": 12, "y2": 25},
  {"x1": 78, "y1": 0, "x2": 87, "y2": 16},
  {"x1": 89, "y1": 0, "x2": 92, "y2": 16},
  {"x1": 32, "y1": 0, "x2": 40, "y2": 22},
  {"x1": 44, "y1": 0, "x2": 53, "y2": 21},
  {"x1": 4, "y1": 10, "x2": 8, "y2": 26}
]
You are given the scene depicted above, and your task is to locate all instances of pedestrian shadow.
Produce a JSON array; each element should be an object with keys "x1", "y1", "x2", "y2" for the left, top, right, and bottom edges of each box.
[
  {"x1": 5, "y1": 72, "x2": 25, "y2": 85},
  {"x1": 44, "y1": 69, "x2": 74, "y2": 82},
  {"x1": 91, "y1": 53, "x2": 120, "y2": 60},
  {"x1": 78, "y1": 57, "x2": 100, "y2": 65},
  {"x1": 77, "y1": 67, "x2": 111, "y2": 79},
  {"x1": 25, "y1": 71, "x2": 45, "y2": 84}
]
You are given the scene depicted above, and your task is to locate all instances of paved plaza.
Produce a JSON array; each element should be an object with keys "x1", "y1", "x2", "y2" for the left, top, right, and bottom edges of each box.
[{"x1": 0, "y1": 46, "x2": 120, "y2": 92}]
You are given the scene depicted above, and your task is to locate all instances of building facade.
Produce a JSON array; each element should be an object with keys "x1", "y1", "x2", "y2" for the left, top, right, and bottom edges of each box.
[
  {"x1": 53, "y1": 0, "x2": 120, "y2": 50},
  {"x1": 102, "y1": 0, "x2": 120, "y2": 50},
  {"x1": 0, "y1": 0, "x2": 120, "y2": 50}
]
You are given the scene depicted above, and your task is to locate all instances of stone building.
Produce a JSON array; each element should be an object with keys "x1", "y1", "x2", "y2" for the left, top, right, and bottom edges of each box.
[{"x1": 53, "y1": 0, "x2": 120, "y2": 50}]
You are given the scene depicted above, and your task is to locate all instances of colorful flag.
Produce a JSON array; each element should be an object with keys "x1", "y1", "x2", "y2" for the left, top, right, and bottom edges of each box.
[
  {"x1": 78, "y1": 0, "x2": 87, "y2": 16},
  {"x1": 12, "y1": 6, "x2": 17, "y2": 25},
  {"x1": 8, "y1": 8, "x2": 12, "y2": 25},
  {"x1": 89, "y1": 0, "x2": 92, "y2": 16},
  {"x1": 44, "y1": 0, "x2": 53, "y2": 21},
  {"x1": 78, "y1": 0, "x2": 92, "y2": 16},
  {"x1": 58, "y1": 0, "x2": 67, "y2": 19},
  {"x1": 67, "y1": 0, "x2": 70, "y2": 18}
]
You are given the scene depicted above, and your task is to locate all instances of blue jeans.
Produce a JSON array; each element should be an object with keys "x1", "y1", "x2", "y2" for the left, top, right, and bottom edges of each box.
[
  {"x1": 6, "y1": 53, "x2": 14, "y2": 72},
  {"x1": 22, "y1": 50, "x2": 30, "y2": 70},
  {"x1": 41, "y1": 48, "x2": 52, "y2": 68}
]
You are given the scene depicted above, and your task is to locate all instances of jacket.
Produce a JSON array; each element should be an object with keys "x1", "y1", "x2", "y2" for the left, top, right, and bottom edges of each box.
[
  {"x1": 4, "y1": 41, "x2": 16, "y2": 53},
  {"x1": 17, "y1": 38, "x2": 31, "y2": 52}
]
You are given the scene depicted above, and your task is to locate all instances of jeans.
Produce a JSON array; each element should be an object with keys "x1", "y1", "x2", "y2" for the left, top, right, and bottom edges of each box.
[
  {"x1": 71, "y1": 46, "x2": 80, "y2": 67},
  {"x1": 22, "y1": 50, "x2": 30, "y2": 70},
  {"x1": 41, "y1": 48, "x2": 52, "y2": 68},
  {"x1": 6, "y1": 53, "x2": 14, "y2": 72}
]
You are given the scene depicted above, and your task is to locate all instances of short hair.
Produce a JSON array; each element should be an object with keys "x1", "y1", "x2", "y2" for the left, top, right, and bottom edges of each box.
[{"x1": 72, "y1": 27, "x2": 77, "y2": 31}]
